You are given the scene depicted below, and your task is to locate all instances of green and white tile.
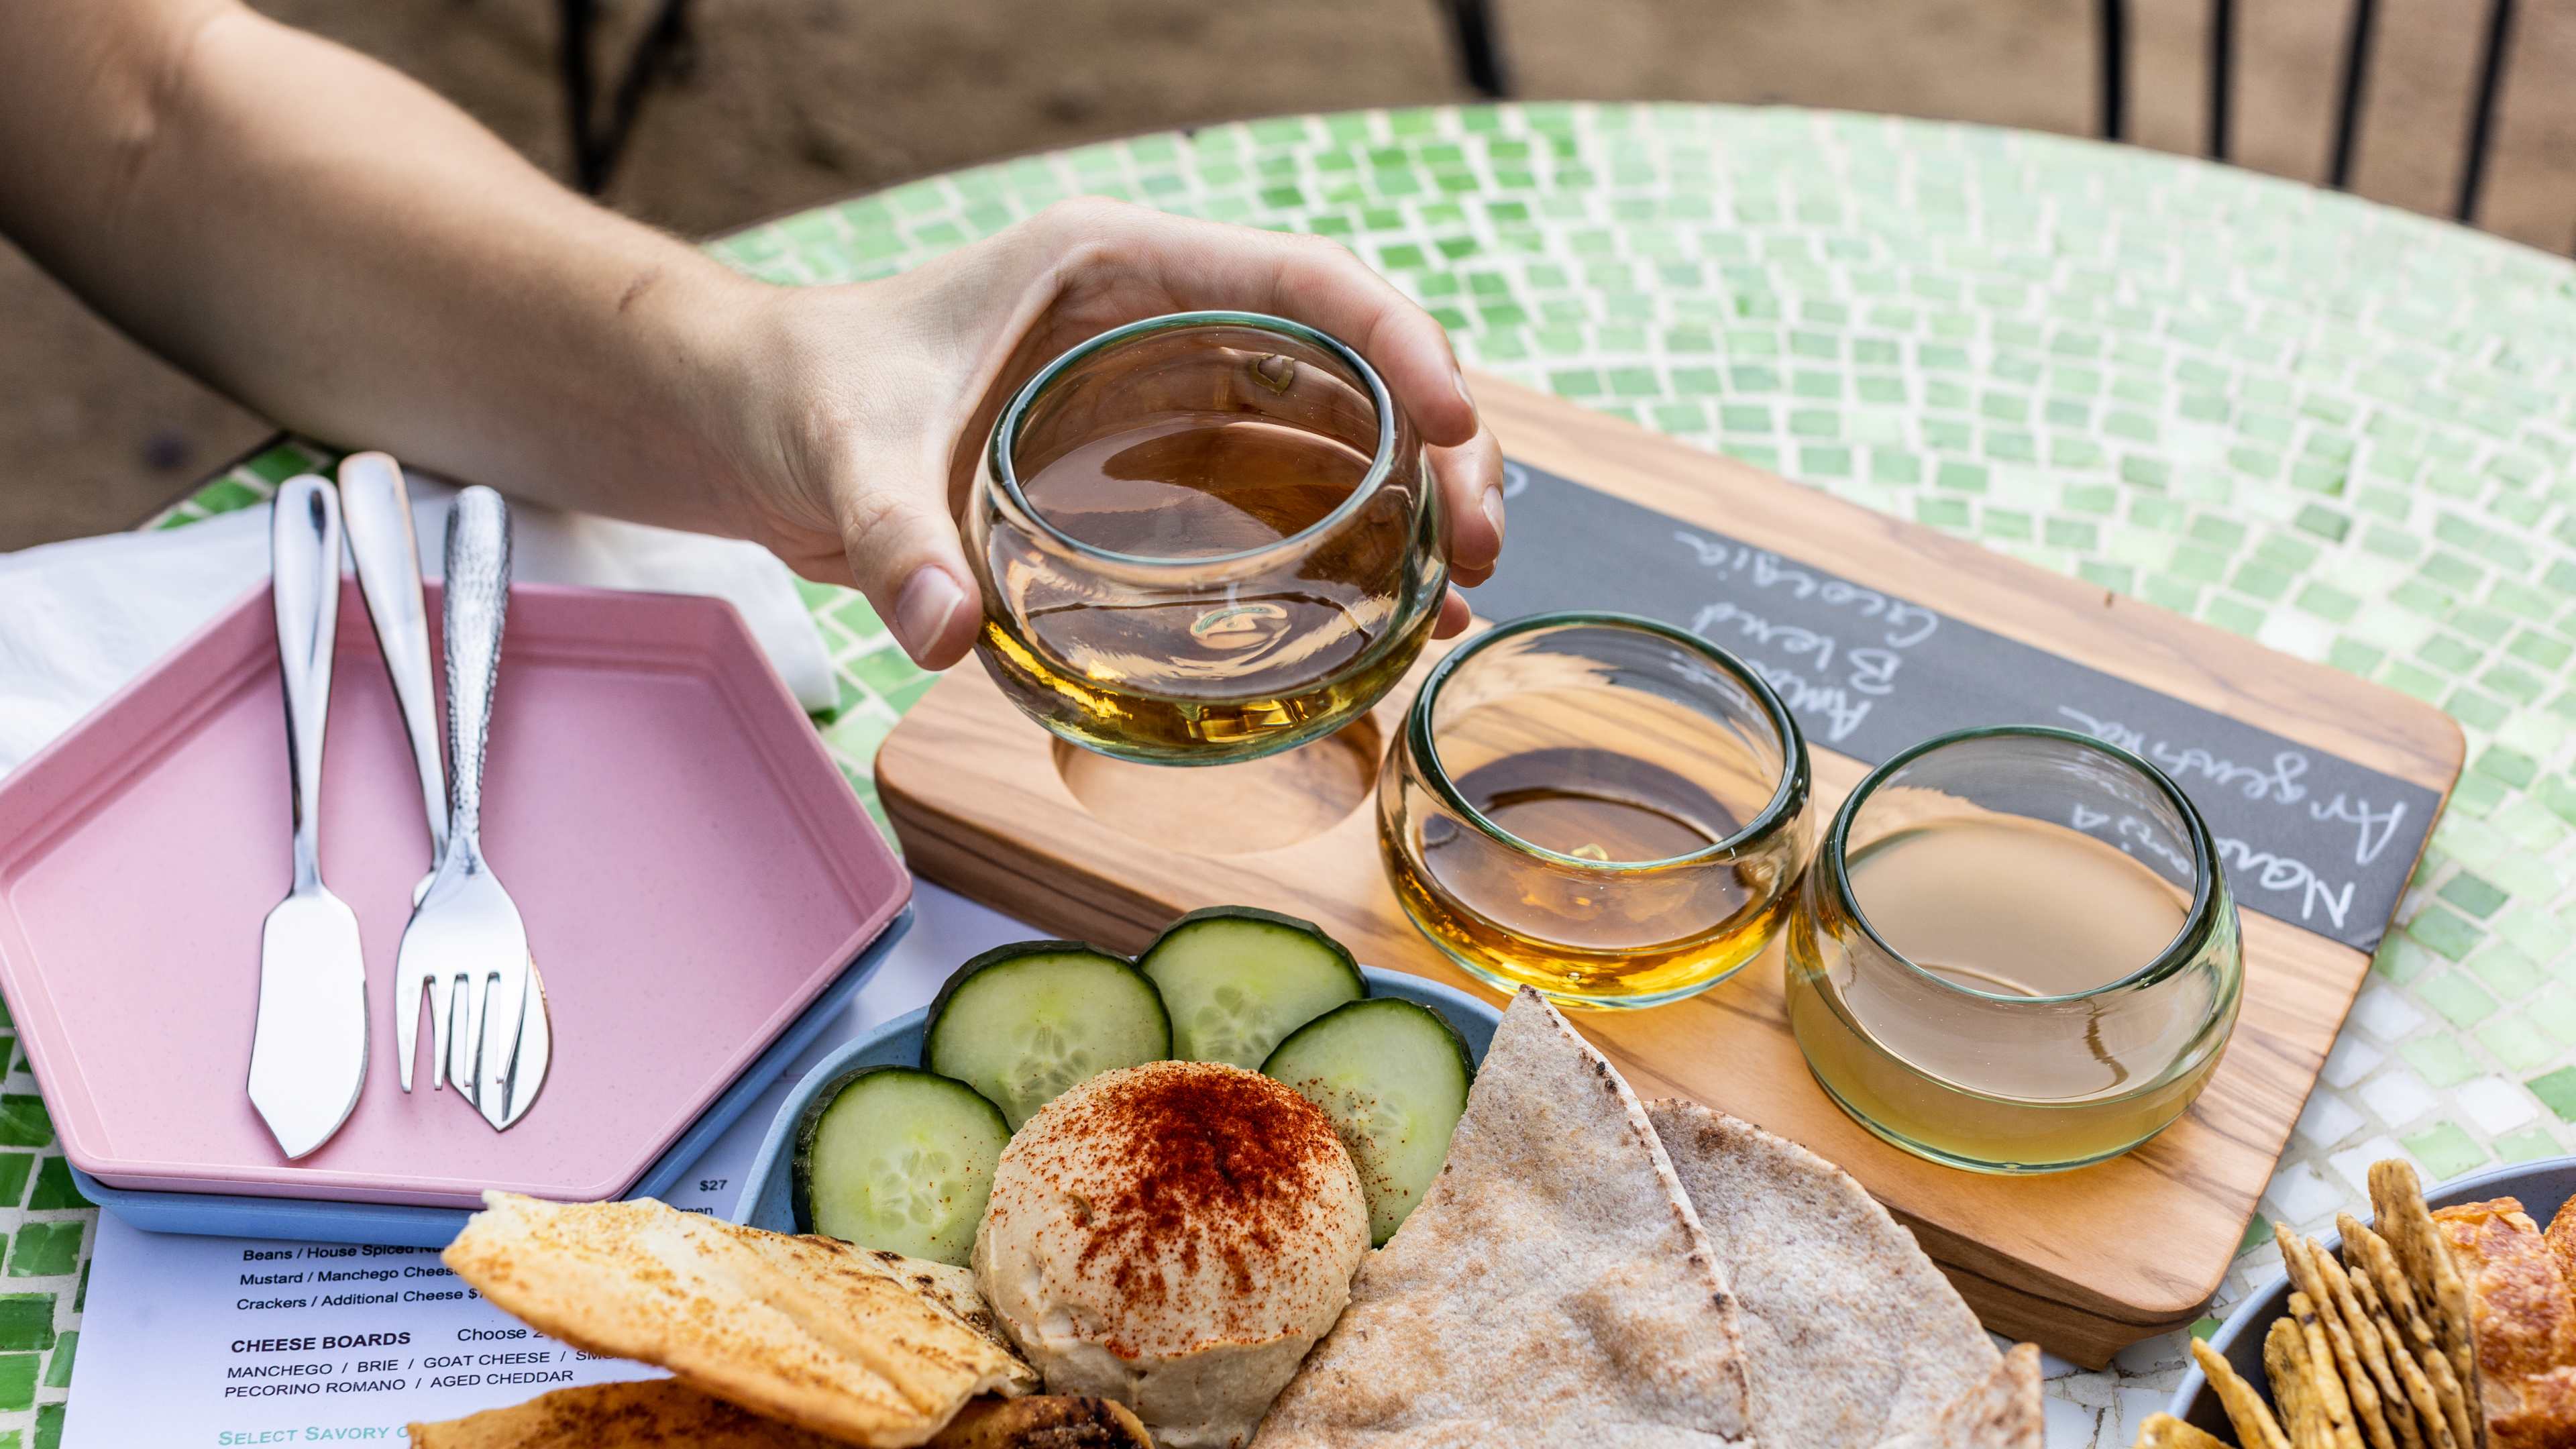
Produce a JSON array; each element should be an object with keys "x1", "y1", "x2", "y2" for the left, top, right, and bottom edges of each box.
[{"x1": 41, "y1": 103, "x2": 2576, "y2": 1446}]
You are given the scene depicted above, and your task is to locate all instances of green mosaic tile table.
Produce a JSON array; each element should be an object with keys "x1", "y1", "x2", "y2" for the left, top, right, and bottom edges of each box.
[{"x1": 26, "y1": 102, "x2": 2576, "y2": 1446}]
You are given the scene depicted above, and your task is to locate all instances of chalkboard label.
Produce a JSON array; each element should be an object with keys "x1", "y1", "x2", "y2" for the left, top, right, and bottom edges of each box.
[{"x1": 1470, "y1": 461, "x2": 2440, "y2": 952}]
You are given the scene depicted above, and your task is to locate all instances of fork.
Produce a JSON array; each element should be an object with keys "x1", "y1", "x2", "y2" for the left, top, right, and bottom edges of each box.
[
  {"x1": 341, "y1": 454, "x2": 548, "y2": 1126},
  {"x1": 393, "y1": 486, "x2": 533, "y2": 1126}
]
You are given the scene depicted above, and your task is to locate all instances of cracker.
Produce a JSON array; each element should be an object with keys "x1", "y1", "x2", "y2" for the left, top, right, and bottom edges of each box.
[
  {"x1": 2348, "y1": 1218, "x2": 2447, "y2": 1365},
  {"x1": 2294, "y1": 1290, "x2": 2368, "y2": 1449},
  {"x1": 2349, "y1": 1213, "x2": 2479, "y2": 1449},
  {"x1": 2371, "y1": 1159, "x2": 2480, "y2": 1438},
  {"x1": 2137, "y1": 1412, "x2": 2234, "y2": 1449},
  {"x1": 2314, "y1": 1232, "x2": 2425, "y2": 1449},
  {"x1": 2418, "y1": 1331, "x2": 2478, "y2": 1449},
  {"x1": 2195, "y1": 1336, "x2": 2292, "y2": 1449},
  {"x1": 2273, "y1": 1314, "x2": 2329, "y2": 1449},
  {"x1": 2345, "y1": 1249, "x2": 2462, "y2": 1449},
  {"x1": 2278, "y1": 1228, "x2": 2400, "y2": 1449}
]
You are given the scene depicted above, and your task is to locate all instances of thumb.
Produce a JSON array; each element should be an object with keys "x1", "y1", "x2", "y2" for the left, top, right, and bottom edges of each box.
[{"x1": 839, "y1": 484, "x2": 980, "y2": 669}]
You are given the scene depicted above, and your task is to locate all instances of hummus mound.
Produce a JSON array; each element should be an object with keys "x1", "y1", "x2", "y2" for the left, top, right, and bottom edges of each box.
[{"x1": 972, "y1": 1060, "x2": 1368, "y2": 1449}]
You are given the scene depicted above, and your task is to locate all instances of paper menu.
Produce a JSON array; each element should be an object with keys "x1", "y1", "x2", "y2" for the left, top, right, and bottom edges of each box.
[
  {"x1": 66, "y1": 1201, "x2": 670, "y2": 1448},
  {"x1": 60, "y1": 883, "x2": 1034, "y2": 1448}
]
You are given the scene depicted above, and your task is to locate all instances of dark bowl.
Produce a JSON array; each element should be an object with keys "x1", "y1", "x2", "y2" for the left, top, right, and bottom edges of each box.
[{"x1": 2169, "y1": 1155, "x2": 2576, "y2": 1437}]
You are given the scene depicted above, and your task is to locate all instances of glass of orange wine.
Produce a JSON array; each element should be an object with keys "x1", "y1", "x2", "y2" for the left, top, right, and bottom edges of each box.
[{"x1": 967, "y1": 312, "x2": 1446, "y2": 766}]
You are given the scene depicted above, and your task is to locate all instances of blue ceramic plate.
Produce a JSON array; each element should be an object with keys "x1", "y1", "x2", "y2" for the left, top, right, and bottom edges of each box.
[
  {"x1": 732, "y1": 967, "x2": 1505, "y2": 1234},
  {"x1": 2170, "y1": 1154, "x2": 2576, "y2": 1438}
]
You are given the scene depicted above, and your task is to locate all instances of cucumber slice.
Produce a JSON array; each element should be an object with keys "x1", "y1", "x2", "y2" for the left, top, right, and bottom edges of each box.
[
  {"x1": 792, "y1": 1066, "x2": 1008, "y2": 1266},
  {"x1": 924, "y1": 943, "x2": 1171, "y2": 1128},
  {"x1": 1137, "y1": 906, "x2": 1368, "y2": 1069},
  {"x1": 1262, "y1": 998, "x2": 1474, "y2": 1245}
]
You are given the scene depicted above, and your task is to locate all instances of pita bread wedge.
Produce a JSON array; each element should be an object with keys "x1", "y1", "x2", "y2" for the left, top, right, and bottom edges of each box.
[
  {"x1": 443, "y1": 1194, "x2": 1036, "y2": 1448},
  {"x1": 409, "y1": 1383, "x2": 1149, "y2": 1449},
  {"x1": 2432, "y1": 1198, "x2": 2576, "y2": 1449},
  {"x1": 1649, "y1": 1097, "x2": 2001, "y2": 1449},
  {"x1": 1871, "y1": 1342, "x2": 2045, "y2": 1449},
  {"x1": 1254, "y1": 989, "x2": 1754, "y2": 1447}
]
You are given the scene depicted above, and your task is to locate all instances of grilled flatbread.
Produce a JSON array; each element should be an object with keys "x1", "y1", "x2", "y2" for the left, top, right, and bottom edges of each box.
[
  {"x1": 409, "y1": 1379, "x2": 841, "y2": 1448},
  {"x1": 2135, "y1": 1413, "x2": 2233, "y2": 1449},
  {"x1": 1872, "y1": 1342, "x2": 2044, "y2": 1449},
  {"x1": 409, "y1": 1382, "x2": 1148, "y2": 1449},
  {"x1": 1650, "y1": 1098, "x2": 2002, "y2": 1449},
  {"x1": 924, "y1": 1397, "x2": 1152, "y2": 1449},
  {"x1": 443, "y1": 1195, "x2": 1036, "y2": 1448},
  {"x1": 2432, "y1": 1197, "x2": 2576, "y2": 1449},
  {"x1": 1254, "y1": 989, "x2": 1754, "y2": 1446}
]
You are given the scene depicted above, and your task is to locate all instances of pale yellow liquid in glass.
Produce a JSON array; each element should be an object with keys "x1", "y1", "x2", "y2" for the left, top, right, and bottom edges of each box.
[
  {"x1": 1785, "y1": 814, "x2": 2226, "y2": 1171},
  {"x1": 1853, "y1": 818, "x2": 2186, "y2": 997},
  {"x1": 982, "y1": 413, "x2": 1432, "y2": 757}
]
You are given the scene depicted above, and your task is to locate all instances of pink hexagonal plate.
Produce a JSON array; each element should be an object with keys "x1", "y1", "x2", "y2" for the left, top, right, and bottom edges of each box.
[{"x1": 0, "y1": 579, "x2": 908, "y2": 1207}]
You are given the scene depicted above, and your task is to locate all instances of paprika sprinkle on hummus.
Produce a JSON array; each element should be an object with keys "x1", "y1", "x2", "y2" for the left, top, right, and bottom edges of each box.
[{"x1": 973, "y1": 1061, "x2": 1370, "y2": 1449}]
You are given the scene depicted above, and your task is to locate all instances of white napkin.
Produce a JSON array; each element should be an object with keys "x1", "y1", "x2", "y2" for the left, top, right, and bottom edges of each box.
[{"x1": 0, "y1": 474, "x2": 837, "y2": 775}]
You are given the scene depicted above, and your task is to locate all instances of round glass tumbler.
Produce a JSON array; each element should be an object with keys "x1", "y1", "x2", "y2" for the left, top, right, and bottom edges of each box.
[
  {"x1": 1783, "y1": 726, "x2": 2245, "y2": 1174},
  {"x1": 967, "y1": 311, "x2": 1447, "y2": 765},
  {"x1": 1377, "y1": 613, "x2": 1813, "y2": 1009}
]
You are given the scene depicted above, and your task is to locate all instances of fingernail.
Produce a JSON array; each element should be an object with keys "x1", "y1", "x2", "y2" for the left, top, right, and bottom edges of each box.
[
  {"x1": 1479, "y1": 486, "x2": 1507, "y2": 555},
  {"x1": 1452, "y1": 367, "x2": 1477, "y2": 416},
  {"x1": 892, "y1": 566, "x2": 967, "y2": 663}
]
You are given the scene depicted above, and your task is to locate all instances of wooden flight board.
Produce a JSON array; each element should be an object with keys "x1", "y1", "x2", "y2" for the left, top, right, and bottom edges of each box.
[{"x1": 877, "y1": 373, "x2": 2465, "y2": 1366}]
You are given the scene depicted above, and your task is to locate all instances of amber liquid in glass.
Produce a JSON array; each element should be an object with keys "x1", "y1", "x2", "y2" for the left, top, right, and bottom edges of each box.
[
  {"x1": 1385, "y1": 694, "x2": 1794, "y2": 1004},
  {"x1": 1786, "y1": 814, "x2": 2221, "y2": 1169},
  {"x1": 981, "y1": 413, "x2": 1433, "y2": 758}
]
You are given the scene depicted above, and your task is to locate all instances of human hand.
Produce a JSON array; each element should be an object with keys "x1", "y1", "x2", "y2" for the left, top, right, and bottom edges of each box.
[{"x1": 718, "y1": 198, "x2": 1505, "y2": 668}]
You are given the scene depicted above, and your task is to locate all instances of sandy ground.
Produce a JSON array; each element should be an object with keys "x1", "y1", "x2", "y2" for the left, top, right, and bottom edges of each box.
[{"x1": 6, "y1": 0, "x2": 2573, "y2": 548}]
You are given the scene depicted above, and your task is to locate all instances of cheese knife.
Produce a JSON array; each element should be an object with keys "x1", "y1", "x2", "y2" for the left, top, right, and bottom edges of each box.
[{"x1": 248, "y1": 475, "x2": 369, "y2": 1160}]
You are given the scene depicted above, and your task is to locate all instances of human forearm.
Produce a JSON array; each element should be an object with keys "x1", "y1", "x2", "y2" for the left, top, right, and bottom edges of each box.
[
  {"x1": 0, "y1": 0, "x2": 767, "y2": 534},
  {"x1": 0, "y1": 0, "x2": 1503, "y2": 667}
]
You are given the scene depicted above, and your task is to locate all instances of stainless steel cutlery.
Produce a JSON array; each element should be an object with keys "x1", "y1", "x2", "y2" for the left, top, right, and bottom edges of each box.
[
  {"x1": 341, "y1": 454, "x2": 549, "y2": 1129},
  {"x1": 392, "y1": 485, "x2": 537, "y2": 1129},
  {"x1": 248, "y1": 476, "x2": 370, "y2": 1159}
]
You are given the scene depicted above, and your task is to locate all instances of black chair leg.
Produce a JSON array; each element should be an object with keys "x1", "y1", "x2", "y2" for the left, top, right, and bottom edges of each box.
[
  {"x1": 556, "y1": 0, "x2": 603, "y2": 193},
  {"x1": 2208, "y1": 0, "x2": 2233, "y2": 160},
  {"x1": 555, "y1": 0, "x2": 696, "y2": 196},
  {"x1": 1440, "y1": 0, "x2": 1511, "y2": 99},
  {"x1": 2099, "y1": 0, "x2": 2129, "y2": 142},
  {"x1": 2327, "y1": 0, "x2": 2379, "y2": 189},
  {"x1": 2456, "y1": 0, "x2": 2514, "y2": 223}
]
